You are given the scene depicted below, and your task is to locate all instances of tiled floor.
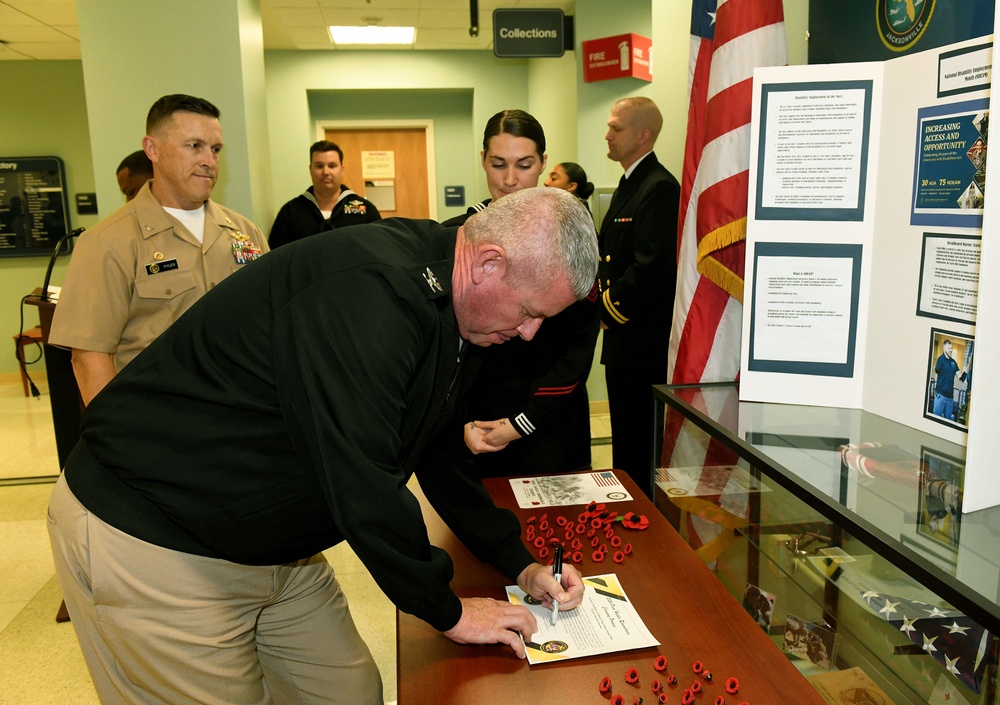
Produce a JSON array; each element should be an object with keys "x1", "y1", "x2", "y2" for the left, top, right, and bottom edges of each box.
[{"x1": 0, "y1": 375, "x2": 612, "y2": 704}]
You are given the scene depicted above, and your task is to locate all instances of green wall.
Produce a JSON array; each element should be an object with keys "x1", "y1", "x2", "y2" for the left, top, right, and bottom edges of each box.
[
  {"x1": 76, "y1": 0, "x2": 270, "y2": 225},
  {"x1": 0, "y1": 61, "x2": 99, "y2": 378}
]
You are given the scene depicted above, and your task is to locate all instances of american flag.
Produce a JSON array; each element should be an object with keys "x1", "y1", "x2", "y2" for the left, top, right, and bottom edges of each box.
[
  {"x1": 591, "y1": 471, "x2": 620, "y2": 488},
  {"x1": 667, "y1": 0, "x2": 787, "y2": 384},
  {"x1": 862, "y1": 590, "x2": 990, "y2": 693}
]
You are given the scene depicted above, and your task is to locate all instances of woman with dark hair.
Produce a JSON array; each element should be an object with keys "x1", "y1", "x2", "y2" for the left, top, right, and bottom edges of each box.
[
  {"x1": 545, "y1": 162, "x2": 595, "y2": 204},
  {"x1": 442, "y1": 109, "x2": 548, "y2": 223},
  {"x1": 444, "y1": 110, "x2": 600, "y2": 476}
]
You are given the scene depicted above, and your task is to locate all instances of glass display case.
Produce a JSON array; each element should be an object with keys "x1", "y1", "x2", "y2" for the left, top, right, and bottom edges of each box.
[{"x1": 652, "y1": 383, "x2": 999, "y2": 705}]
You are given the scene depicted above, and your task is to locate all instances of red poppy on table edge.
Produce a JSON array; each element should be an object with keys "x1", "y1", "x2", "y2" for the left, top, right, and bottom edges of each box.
[{"x1": 619, "y1": 512, "x2": 650, "y2": 530}]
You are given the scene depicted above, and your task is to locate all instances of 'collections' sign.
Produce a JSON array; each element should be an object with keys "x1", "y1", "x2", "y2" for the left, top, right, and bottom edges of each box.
[
  {"x1": 493, "y1": 9, "x2": 565, "y2": 58},
  {"x1": 582, "y1": 34, "x2": 653, "y2": 83}
]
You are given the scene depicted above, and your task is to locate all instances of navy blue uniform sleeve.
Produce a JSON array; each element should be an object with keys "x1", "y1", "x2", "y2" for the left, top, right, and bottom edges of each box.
[
  {"x1": 515, "y1": 293, "x2": 599, "y2": 433},
  {"x1": 268, "y1": 203, "x2": 295, "y2": 249}
]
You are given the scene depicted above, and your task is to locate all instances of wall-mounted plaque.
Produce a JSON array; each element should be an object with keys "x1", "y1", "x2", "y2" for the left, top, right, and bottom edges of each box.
[{"x1": 0, "y1": 156, "x2": 72, "y2": 257}]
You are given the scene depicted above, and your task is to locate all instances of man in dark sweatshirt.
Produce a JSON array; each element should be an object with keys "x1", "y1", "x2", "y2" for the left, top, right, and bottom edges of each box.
[{"x1": 48, "y1": 186, "x2": 597, "y2": 705}]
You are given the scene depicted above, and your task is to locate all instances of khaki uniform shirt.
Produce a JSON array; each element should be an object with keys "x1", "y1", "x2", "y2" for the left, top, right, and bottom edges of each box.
[{"x1": 49, "y1": 181, "x2": 267, "y2": 371}]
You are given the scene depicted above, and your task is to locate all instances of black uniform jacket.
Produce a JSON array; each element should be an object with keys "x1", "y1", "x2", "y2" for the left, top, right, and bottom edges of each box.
[
  {"x1": 597, "y1": 152, "x2": 680, "y2": 372},
  {"x1": 64, "y1": 219, "x2": 534, "y2": 632},
  {"x1": 268, "y1": 185, "x2": 381, "y2": 248}
]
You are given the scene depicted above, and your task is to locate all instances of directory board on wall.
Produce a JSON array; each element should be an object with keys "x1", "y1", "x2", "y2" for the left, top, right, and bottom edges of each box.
[{"x1": 0, "y1": 156, "x2": 72, "y2": 257}]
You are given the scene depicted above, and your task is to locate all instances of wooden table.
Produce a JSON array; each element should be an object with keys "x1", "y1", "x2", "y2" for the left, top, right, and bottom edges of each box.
[{"x1": 398, "y1": 471, "x2": 827, "y2": 705}]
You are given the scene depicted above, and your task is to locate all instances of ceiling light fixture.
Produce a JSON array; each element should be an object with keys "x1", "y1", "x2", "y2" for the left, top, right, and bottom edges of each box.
[{"x1": 329, "y1": 25, "x2": 415, "y2": 45}]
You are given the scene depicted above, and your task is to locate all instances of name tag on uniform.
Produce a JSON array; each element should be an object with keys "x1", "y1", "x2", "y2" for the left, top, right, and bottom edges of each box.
[{"x1": 144, "y1": 259, "x2": 179, "y2": 275}]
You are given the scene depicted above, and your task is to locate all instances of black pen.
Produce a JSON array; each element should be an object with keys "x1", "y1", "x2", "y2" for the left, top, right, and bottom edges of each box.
[{"x1": 550, "y1": 543, "x2": 563, "y2": 626}]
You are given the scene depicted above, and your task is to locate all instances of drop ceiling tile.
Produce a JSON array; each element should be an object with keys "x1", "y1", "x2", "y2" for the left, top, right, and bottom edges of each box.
[{"x1": 275, "y1": 7, "x2": 325, "y2": 26}]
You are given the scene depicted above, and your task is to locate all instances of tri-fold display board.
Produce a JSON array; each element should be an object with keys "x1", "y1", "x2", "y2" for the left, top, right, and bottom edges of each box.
[{"x1": 740, "y1": 35, "x2": 998, "y2": 512}]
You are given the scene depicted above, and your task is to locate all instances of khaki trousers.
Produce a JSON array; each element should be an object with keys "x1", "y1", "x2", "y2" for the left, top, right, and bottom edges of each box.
[{"x1": 48, "y1": 475, "x2": 383, "y2": 705}]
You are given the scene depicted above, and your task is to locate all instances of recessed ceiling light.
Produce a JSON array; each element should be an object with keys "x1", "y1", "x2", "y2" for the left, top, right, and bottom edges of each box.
[{"x1": 329, "y1": 26, "x2": 415, "y2": 46}]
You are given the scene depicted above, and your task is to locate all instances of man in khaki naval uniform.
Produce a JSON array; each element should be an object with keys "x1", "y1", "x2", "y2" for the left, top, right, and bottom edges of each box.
[{"x1": 50, "y1": 94, "x2": 267, "y2": 405}]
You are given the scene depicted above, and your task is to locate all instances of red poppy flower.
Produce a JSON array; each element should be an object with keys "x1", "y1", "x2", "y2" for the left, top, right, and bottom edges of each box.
[
  {"x1": 571, "y1": 537, "x2": 583, "y2": 550},
  {"x1": 690, "y1": 681, "x2": 702, "y2": 694},
  {"x1": 611, "y1": 535, "x2": 622, "y2": 547},
  {"x1": 539, "y1": 520, "x2": 549, "y2": 531},
  {"x1": 564, "y1": 530, "x2": 574, "y2": 542},
  {"x1": 599, "y1": 676, "x2": 612, "y2": 693},
  {"x1": 654, "y1": 655, "x2": 668, "y2": 672},
  {"x1": 652, "y1": 679, "x2": 663, "y2": 693},
  {"x1": 586, "y1": 501, "x2": 599, "y2": 513},
  {"x1": 587, "y1": 528, "x2": 597, "y2": 538},
  {"x1": 605, "y1": 528, "x2": 616, "y2": 541},
  {"x1": 613, "y1": 550, "x2": 626, "y2": 563},
  {"x1": 725, "y1": 678, "x2": 739, "y2": 694},
  {"x1": 556, "y1": 515, "x2": 568, "y2": 526},
  {"x1": 526, "y1": 516, "x2": 537, "y2": 525},
  {"x1": 593, "y1": 550, "x2": 605, "y2": 562},
  {"x1": 658, "y1": 695, "x2": 668, "y2": 704},
  {"x1": 591, "y1": 536, "x2": 601, "y2": 548},
  {"x1": 681, "y1": 689, "x2": 695, "y2": 705},
  {"x1": 538, "y1": 547, "x2": 549, "y2": 559},
  {"x1": 621, "y1": 512, "x2": 650, "y2": 530},
  {"x1": 625, "y1": 667, "x2": 639, "y2": 684},
  {"x1": 592, "y1": 518, "x2": 604, "y2": 529},
  {"x1": 702, "y1": 671, "x2": 712, "y2": 682},
  {"x1": 532, "y1": 536, "x2": 546, "y2": 548},
  {"x1": 714, "y1": 697, "x2": 725, "y2": 705},
  {"x1": 571, "y1": 550, "x2": 584, "y2": 563},
  {"x1": 666, "y1": 674, "x2": 678, "y2": 685},
  {"x1": 691, "y1": 661, "x2": 703, "y2": 674},
  {"x1": 612, "y1": 696, "x2": 625, "y2": 705},
  {"x1": 575, "y1": 522, "x2": 586, "y2": 534}
]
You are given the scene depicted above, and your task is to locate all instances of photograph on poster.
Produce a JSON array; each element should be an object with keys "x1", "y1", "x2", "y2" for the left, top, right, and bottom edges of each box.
[
  {"x1": 911, "y1": 99, "x2": 989, "y2": 228},
  {"x1": 916, "y1": 232, "x2": 981, "y2": 324},
  {"x1": 923, "y1": 329, "x2": 973, "y2": 430},
  {"x1": 755, "y1": 80, "x2": 872, "y2": 222},
  {"x1": 748, "y1": 242, "x2": 862, "y2": 377},
  {"x1": 742, "y1": 583, "x2": 776, "y2": 631},
  {"x1": 917, "y1": 445, "x2": 964, "y2": 552},
  {"x1": 781, "y1": 614, "x2": 837, "y2": 670}
]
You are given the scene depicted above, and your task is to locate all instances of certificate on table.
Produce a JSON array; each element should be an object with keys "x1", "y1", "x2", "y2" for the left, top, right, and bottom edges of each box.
[
  {"x1": 508, "y1": 471, "x2": 633, "y2": 509},
  {"x1": 506, "y1": 573, "x2": 659, "y2": 665}
]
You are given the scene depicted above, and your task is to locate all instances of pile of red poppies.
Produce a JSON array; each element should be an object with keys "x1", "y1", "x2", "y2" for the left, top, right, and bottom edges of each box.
[{"x1": 524, "y1": 501, "x2": 650, "y2": 566}]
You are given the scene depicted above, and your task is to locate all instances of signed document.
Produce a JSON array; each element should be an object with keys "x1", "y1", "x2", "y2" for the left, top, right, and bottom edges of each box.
[{"x1": 506, "y1": 573, "x2": 659, "y2": 665}]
